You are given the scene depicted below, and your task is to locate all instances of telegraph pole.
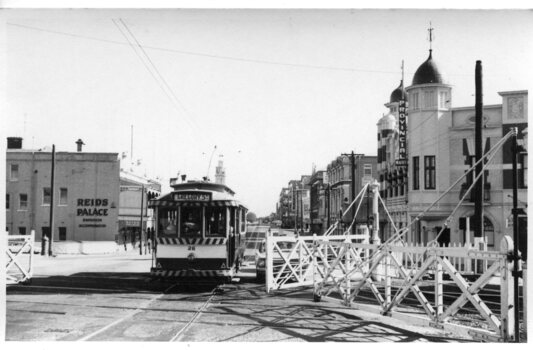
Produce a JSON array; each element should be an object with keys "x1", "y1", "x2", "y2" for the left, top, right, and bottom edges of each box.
[
  {"x1": 511, "y1": 129, "x2": 520, "y2": 342},
  {"x1": 48, "y1": 144, "x2": 56, "y2": 256},
  {"x1": 474, "y1": 60, "x2": 484, "y2": 242},
  {"x1": 139, "y1": 184, "x2": 144, "y2": 255},
  {"x1": 341, "y1": 151, "x2": 364, "y2": 235}
]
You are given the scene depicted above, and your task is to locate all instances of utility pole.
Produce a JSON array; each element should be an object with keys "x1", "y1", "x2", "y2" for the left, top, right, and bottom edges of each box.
[
  {"x1": 474, "y1": 60, "x2": 484, "y2": 242},
  {"x1": 139, "y1": 184, "x2": 145, "y2": 255},
  {"x1": 511, "y1": 129, "x2": 520, "y2": 342},
  {"x1": 48, "y1": 144, "x2": 55, "y2": 256},
  {"x1": 341, "y1": 151, "x2": 364, "y2": 235},
  {"x1": 326, "y1": 184, "x2": 331, "y2": 230}
]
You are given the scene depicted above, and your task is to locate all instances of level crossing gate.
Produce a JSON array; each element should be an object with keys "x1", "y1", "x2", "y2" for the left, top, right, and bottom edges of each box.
[
  {"x1": 265, "y1": 232, "x2": 369, "y2": 292},
  {"x1": 5, "y1": 230, "x2": 35, "y2": 285}
]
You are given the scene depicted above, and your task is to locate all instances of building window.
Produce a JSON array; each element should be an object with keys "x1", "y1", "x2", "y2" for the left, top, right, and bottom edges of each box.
[
  {"x1": 59, "y1": 188, "x2": 68, "y2": 205},
  {"x1": 410, "y1": 92, "x2": 419, "y2": 109},
  {"x1": 10, "y1": 164, "x2": 19, "y2": 181},
  {"x1": 439, "y1": 91, "x2": 449, "y2": 108},
  {"x1": 424, "y1": 156, "x2": 436, "y2": 189},
  {"x1": 19, "y1": 194, "x2": 28, "y2": 210},
  {"x1": 59, "y1": 227, "x2": 67, "y2": 241},
  {"x1": 424, "y1": 90, "x2": 436, "y2": 108},
  {"x1": 6, "y1": 194, "x2": 9, "y2": 210},
  {"x1": 42, "y1": 187, "x2": 51, "y2": 205},
  {"x1": 413, "y1": 156, "x2": 420, "y2": 190},
  {"x1": 18, "y1": 227, "x2": 27, "y2": 235},
  {"x1": 364, "y1": 164, "x2": 372, "y2": 177}
]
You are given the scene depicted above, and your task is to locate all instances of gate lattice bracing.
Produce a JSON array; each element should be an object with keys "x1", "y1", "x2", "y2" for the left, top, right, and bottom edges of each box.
[
  {"x1": 311, "y1": 236, "x2": 522, "y2": 342},
  {"x1": 6, "y1": 230, "x2": 35, "y2": 284},
  {"x1": 265, "y1": 233, "x2": 368, "y2": 292}
]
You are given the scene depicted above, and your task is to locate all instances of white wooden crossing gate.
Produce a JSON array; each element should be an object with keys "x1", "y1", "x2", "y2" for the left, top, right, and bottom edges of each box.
[
  {"x1": 265, "y1": 233, "x2": 368, "y2": 292},
  {"x1": 312, "y1": 236, "x2": 522, "y2": 342},
  {"x1": 6, "y1": 230, "x2": 35, "y2": 285}
]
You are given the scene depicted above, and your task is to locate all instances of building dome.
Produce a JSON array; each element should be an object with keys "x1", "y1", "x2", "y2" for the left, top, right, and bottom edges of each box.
[
  {"x1": 378, "y1": 112, "x2": 396, "y2": 130},
  {"x1": 412, "y1": 50, "x2": 444, "y2": 85},
  {"x1": 390, "y1": 80, "x2": 407, "y2": 103}
]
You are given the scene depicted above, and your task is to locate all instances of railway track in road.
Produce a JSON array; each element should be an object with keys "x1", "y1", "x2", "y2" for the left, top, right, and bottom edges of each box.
[{"x1": 76, "y1": 282, "x2": 224, "y2": 341}]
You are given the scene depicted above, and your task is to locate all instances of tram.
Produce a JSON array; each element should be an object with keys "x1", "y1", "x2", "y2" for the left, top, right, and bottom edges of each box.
[{"x1": 148, "y1": 178, "x2": 247, "y2": 280}]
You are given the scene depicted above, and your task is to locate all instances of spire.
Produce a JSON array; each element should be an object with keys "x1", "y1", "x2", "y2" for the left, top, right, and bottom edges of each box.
[
  {"x1": 401, "y1": 59, "x2": 405, "y2": 85},
  {"x1": 427, "y1": 21, "x2": 434, "y2": 55}
]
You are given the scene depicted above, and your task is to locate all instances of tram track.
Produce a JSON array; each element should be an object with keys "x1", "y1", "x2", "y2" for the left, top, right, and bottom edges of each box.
[{"x1": 76, "y1": 281, "x2": 181, "y2": 341}]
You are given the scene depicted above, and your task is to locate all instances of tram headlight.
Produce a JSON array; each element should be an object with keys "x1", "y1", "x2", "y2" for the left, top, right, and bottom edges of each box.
[
  {"x1": 257, "y1": 259, "x2": 265, "y2": 268},
  {"x1": 187, "y1": 253, "x2": 196, "y2": 262}
]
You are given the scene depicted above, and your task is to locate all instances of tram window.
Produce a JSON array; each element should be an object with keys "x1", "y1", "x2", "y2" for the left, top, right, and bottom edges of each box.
[
  {"x1": 230, "y1": 208, "x2": 236, "y2": 234},
  {"x1": 181, "y1": 207, "x2": 202, "y2": 237},
  {"x1": 235, "y1": 208, "x2": 240, "y2": 233},
  {"x1": 159, "y1": 209, "x2": 177, "y2": 236},
  {"x1": 206, "y1": 207, "x2": 226, "y2": 237},
  {"x1": 241, "y1": 210, "x2": 246, "y2": 231}
]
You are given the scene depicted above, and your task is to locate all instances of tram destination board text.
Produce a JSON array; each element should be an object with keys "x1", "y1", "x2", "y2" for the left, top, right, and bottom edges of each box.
[{"x1": 173, "y1": 191, "x2": 212, "y2": 202}]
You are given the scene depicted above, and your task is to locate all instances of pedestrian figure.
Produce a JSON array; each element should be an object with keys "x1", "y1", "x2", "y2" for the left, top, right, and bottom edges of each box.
[
  {"x1": 131, "y1": 230, "x2": 136, "y2": 249},
  {"x1": 123, "y1": 230, "x2": 127, "y2": 251}
]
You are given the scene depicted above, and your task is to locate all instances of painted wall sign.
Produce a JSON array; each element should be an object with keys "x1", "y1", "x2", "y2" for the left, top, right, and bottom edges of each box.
[
  {"x1": 396, "y1": 99, "x2": 408, "y2": 168},
  {"x1": 77, "y1": 198, "x2": 109, "y2": 217},
  {"x1": 173, "y1": 192, "x2": 212, "y2": 202}
]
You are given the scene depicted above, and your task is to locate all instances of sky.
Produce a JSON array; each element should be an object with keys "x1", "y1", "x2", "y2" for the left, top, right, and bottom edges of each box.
[{"x1": 1, "y1": 7, "x2": 532, "y2": 216}]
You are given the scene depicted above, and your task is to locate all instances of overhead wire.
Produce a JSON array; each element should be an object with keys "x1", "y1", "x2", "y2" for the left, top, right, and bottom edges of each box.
[
  {"x1": 112, "y1": 19, "x2": 201, "y2": 136},
  {"x1": 7, "y1": 22, "x2": 476, "y2": 77}
]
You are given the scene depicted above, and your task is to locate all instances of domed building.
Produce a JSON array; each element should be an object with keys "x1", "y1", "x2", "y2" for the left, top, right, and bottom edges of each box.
[
  {"x1": 377, "y1": 41, "x2": 528, "y2": 252},
  {"x1": 377, "y1": 76, "x2": 409, "y2": 241}
]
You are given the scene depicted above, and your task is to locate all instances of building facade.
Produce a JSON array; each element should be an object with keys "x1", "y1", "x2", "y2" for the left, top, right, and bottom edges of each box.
[
  {"x1": 6, "y1": 137, "x2": 120, "y2": 244},
  {"x1": 118, "y1": 170, "x2": 161, "y2": 247},
  {"x1": 376, "y1": 48, "x2": 528, "y2": 250},
  {"x1": 325, "y1": 154, "x2": 377, "y2": 232},
  {"x1": 308, "y1": 170, "x2": 325, "y2": 234}
]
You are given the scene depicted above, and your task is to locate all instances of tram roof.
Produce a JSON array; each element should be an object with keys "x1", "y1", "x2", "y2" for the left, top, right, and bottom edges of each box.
[{"x1": 148, "y1": 181, "x2": 247, "y2": 210}]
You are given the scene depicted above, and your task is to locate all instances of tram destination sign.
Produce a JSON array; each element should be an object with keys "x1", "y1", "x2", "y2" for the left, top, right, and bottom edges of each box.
[{"x1": 173, "y1": 191, "x2": 212, "y2": 202}]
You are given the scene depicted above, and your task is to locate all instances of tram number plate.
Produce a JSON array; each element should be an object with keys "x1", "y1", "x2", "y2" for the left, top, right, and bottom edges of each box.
[{"x1": 187, "y1": 245, "x2": 196, "y2": 251}]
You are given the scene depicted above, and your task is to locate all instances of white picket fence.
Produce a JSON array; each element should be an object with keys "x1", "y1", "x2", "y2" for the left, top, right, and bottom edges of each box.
[{"x1": 387, "y1": 241, "x2": 490, "y2": 276}]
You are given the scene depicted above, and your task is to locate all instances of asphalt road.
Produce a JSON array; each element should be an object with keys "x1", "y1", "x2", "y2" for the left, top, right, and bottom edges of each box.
[{"x1": 5, "y1": 252, "x2": 470, "y2": 342}]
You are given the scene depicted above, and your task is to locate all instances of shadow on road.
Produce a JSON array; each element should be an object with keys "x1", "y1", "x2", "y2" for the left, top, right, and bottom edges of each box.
[{"x1": 6, "y1": 272, "x2": 224, "y2": 295}]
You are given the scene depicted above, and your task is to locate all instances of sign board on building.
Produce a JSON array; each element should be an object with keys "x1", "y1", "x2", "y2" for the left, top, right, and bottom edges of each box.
[
  {"x1": 173, "y1": 191, "x2": 212, "y2": 202},
  {"x1": 396, "y1": 99, "x2": 408, "y2": 168},
  {"x1": 303, "y1": 197, "x2": 310, "y2": 221}
]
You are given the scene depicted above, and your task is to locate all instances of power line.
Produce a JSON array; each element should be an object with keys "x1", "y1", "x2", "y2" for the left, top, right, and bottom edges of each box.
[
  {"x1": 7, "y1": 22, "x2": 475, "y2": 77},
  {"x1": 111, "y1": 19, "x2": 200, "y2": 135},
  {"x1": 119, "y1": 19, "x2": 191, "y2": 117}
]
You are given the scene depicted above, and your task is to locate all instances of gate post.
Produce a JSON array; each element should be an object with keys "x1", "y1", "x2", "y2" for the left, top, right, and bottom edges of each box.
[
  {"x1": 265, "y1": 230, "x2": 273, "y2": 293},
  {"x1": 29, "y1": 230, "x2": 35, "y2": 276},
  {"x1": 500, "y1": 236, "x2": 515, "y2": 341},
  {"x1": 435, "y1": 252, "x2": 444, "y2": 322}
]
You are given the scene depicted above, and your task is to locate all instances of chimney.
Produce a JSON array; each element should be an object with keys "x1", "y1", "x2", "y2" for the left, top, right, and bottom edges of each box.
[
  {"x1": 75, "y1": 139, "x2": 85, "y2": 152},
  {"x1": 181, "y1": 174, "x2": 187, "y2": 182},
  {"x1": 7, "y1": 137, "x2": 23, "y2": 149}
]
